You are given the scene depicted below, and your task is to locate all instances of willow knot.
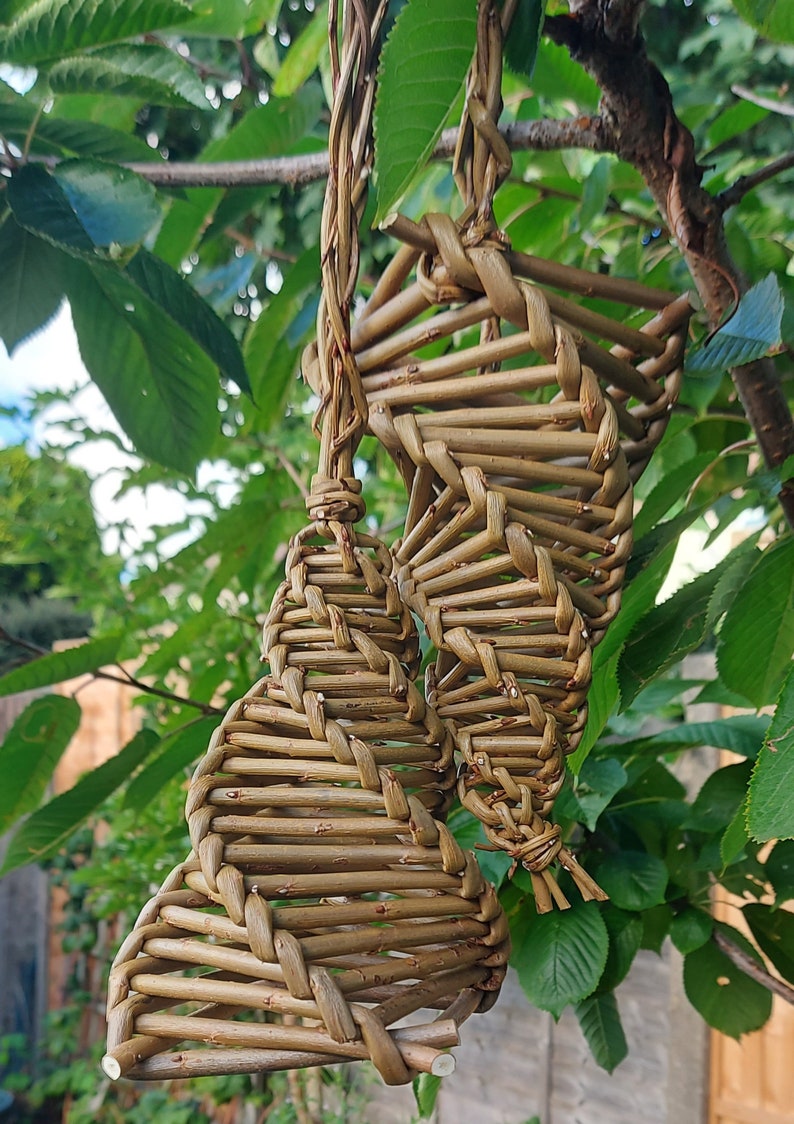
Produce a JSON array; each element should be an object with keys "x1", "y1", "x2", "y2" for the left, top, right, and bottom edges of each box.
[{"x1": 306, "y1": 474, "x2": 366, "y2": 524}]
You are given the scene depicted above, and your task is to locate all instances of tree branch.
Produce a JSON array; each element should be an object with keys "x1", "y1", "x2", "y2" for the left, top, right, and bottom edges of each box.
[
  {"x1": 545, "y1": 2, "x2": 794, "y2": 529},
  {"x1": 731, "y1": 83, "x2": 794, "y2": 118},
  {"x1": 0, "y1": 626, "x2": 222, "y2": 716},
  {"x1": 10, "y1": 117, "x2": 612, "y2": 189},
  {"x1": 714, "y1": 929, "x2": 794, "y2": 1006},
  {"x1": 719, "y1": 151, "x2": 794, "y2": 211}
]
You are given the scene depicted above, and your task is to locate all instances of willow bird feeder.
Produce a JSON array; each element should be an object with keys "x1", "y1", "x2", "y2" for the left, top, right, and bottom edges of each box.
[
  {"x1": 338, "y1": 0, "x2": 690, "y2": 911},
  {"x1": 105, "y1": 0, "x2": 509, "y2": 1087}
]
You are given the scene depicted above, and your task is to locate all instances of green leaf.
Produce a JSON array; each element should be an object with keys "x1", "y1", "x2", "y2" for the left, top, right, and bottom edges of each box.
[
  {"x1": 766, "y1": 840, "x2": 794, "y2": 905},
  {"x1": 63, "y1": 259, "x2": 219, "y2": 474},
  {"x1": 684, "y1": 931, "x2": 772, "y2": 1038},
  {"x1": 0, "y1": 697, "x2": 81, "y2": 834},
  {"x1": 579, "y1": 157, "x2": 611, "y2": 229},
  {"x1": 686, "y1": 761, "x2": 753, "y2": 833},
  {"x1": 0, "y1": 635, "x2": 123, "y2": 698},
  {"x1": 511, "y1": 901, "x2": 609, "y2": 1018},
  {"x1": 123, "y1": 717, "x2": 219, "y2": 811},
  {"x1": 707, "y1": 99, "x2": 768, "y2": 150},
  {"x1": 0, "y1": 100, "x2": 158, "y2": 161},
  {"x1": 597, "y1": 907, "x2": 643, "y2": 993},
  {"x1": 530, "y1": 39, "x2": 600, "y2": 110},
  {"x1": 746, "y1": 663, "x2": 794, "y2": 841},
  {"x1": 1, "y1": 727, "x2": 159, "y2": 874},
  {"x1": 687, "y1": 274, "x2": 784, "y2": 372},
  {"x1": 125, "y1": 250, "x2": 252, "y2": 398},
  {"x1": 744, "y1": 903, "x2": 794, "y2": 984},
  {"x1": 0, "y1": 0, "x2": 194, "y2": 64},
  {"x1": 575, "y1": 992, "x2": 628, "y2": 1073},
  {"x1": 373, "y1": 0, "x2": 477, "y2": 224},
  {"x1": 670, "y1": 909, "x2": 713, "y2": 954},
  {"x1": 48, "y1": 44, "x2": 209, "y2": 109},
  {"x1": 7, "y1": 160, "x2": 160, "y2": 252},
  {"x1": 596, "y1": 851, "x2": 668, "y2": 911},
  {"x1": 244, "y1": 247, "x2": 320, "y2": 415},
  {"x1": 731, "y1": 0, "x2": 794, "y2": 43},
  {"x1": 53, "y1": 159, "x2": 161, "y2": 247},
  {"x1": 273, "y1": 1, "x2": 327, "y2": 97},
  {"x1": 618, "y1": 552, "x2": 740, "y2": 710},
  {"x1": 0, "y1": 217, "x2": 65, "y2": 353},
  {"x1": 721, "y1": 803, "x2": 750, "y2": 867},
  {"x1": 633, "y1": 454, "x2": 715, "y2": 540},
  {"x1": 572, "y1": 758, "x2": 627, "y2": 831},
  {"x1": 567, "y1": 649, "x2": 619, "y2": 773},
  {"x1": 447, "y1": 808, "x2": 512, "y2": 889},
  {"x1": 641, "y1": 904, "x2": 673, "y2": 953},
  {"x1": 503, "y1": 0, "x2": 543, "y2": 80},
  {"x1": 412, "y1": 1072, "x2": 442, "y2": 1120},
  {"x1": 718, "y1": 536, "x2": 794, "y2": 708},
  {"x1": 622, "y1": 715, "x2": 769, "y2": 759}
]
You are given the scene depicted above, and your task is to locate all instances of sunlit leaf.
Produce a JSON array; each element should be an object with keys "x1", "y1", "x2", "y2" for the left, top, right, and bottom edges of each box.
[
  {"x1": 48, "y1": 44, "x2": 209, "y2": 109},
  {"x1": 0, "y1": 635, "x2": 123, "y2": 698},
  {"x1": 746, "y1": 664, "x2": 794, "y2": 841}
]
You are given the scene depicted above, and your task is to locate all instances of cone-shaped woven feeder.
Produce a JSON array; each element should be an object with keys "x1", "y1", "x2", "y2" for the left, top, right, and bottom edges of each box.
[
  {"x1": 338, "y1": 0, "x2": 690, "y2": 910},
  {"x1": 105, "y1": 0, "x2": 508, "y2": 1086}
]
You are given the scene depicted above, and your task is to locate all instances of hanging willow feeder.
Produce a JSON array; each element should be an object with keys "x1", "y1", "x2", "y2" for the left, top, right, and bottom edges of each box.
[
  {"x1": 340, "y1": 0, "x2": 692, "y2": 911},
  {"x1": 105, "y1": 0, "x2": 509, "y2": 1087}
]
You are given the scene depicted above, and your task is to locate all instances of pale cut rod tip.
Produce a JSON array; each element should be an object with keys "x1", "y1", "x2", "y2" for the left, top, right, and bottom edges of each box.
[
  {"x1": 430, "y1": 1052, "x2": 456, "y2": 1078},
  {"x1": 101, "y1": 1055, "x2": 122, "y2": 1081}
]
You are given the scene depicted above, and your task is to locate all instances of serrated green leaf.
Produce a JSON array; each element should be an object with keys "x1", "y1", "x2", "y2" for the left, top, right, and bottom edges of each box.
[
  {"x1": 633, "y1": 454, "x2": 716, "y2": 540},
  {"x1": 123, "y1": 716, "x2": 219, "y2": 811},
  {"x1": 670, "y1": 909, "x2": 713, "y2": 954},
  {"x1": 244, "y1": 247, "x2": 319, "y2": 415},
  {"x1": 746, "y1": 663, "x2": 794, "y2": 841},
  {"x1": 48, "y1": 43, "x2": 209, "y2": 109},
  {"x1": 718, "y1": 536, "x2": 794, "y2": 708},
  {"x1": 0, "y1": 0, "x2": 194, "y2": 64},
  {"x1": 619, "y1": 714, "x2": 769, "y2": 759},
  {"x1": 766, "y1": 840, "x2": 794, "y2": 905},
  {"x1": 373, "y1": 0, "x2": 477, "y2": 224},
  {"x1": 721, "y1": 803, "x2": 750, "y2": 867},
  {"x1": 273, "y1": 1, "x2": 327, "y2": 97},
  {"x1": 575, "y1": 992, "x2": 627, "y2": 1073},
  {"x1": 744, "y1": 903, "x2": 794, "y2": 984},
  {"x1": 731, "y1": 0, "x2": 794, "y2": 43},
  {"x1": 0, "y1": 101, "x2": 158, "y2": 160},
  {"x1": 0, "y1": 217, "x2": 65, "y2": 353},
  {"x1": 687, "y1": 274, "x2": 784, "y2": 372},
  {"x1": 125, "y1": 250, "x2": 252, "y2": 398},
  {"x1": 7, "y1": 164, "x2": 95, "y2": 253},
  {"x1": 0, "y1": 635, "x2": 123, "y2": 698},
  {"x1": 684, "y1": 930, "x2": 772, "y2": 1038},
  {"x1": 0, "y1": 696, "x2": 81, "y2": 834},
  {"x1": 1, "y1": 727, "x2": 159, "y2": 874},
  {"x1": 597, "y1": 907, "x2": 643, "y2": 993},
  {"x1": 596, "y1": 851, "x2": 668, "y2": 911},
  {"x1": 686, "y1": 761, "x2": 753, "y2": 833},
  {"x1": 503, "y1": 0, "x2": 543, "y2": 80},
  {"x1": 511, "y1": 900, "x2": 608, "y2": 1018},
  {"x1": 63, "y1": 258, "x2": 219, "y2": 474},
  {"x1": 412, "y1": 1072, "x2": 442, "y2": 1120}
]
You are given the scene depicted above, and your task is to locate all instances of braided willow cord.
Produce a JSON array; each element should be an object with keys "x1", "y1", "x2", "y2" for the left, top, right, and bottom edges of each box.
[
  {"x1": 105, "y1": 0, "x2": 508, "y2": 1087},
  {"x1": 333, "y1": 0, "x2": 690, "y2": 910}
]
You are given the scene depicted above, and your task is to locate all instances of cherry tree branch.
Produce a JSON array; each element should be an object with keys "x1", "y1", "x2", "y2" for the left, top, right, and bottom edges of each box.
[
  {"x1": 714, "y1": 929, "x2": 794, "y2": 1006},
  {"x1": 545, "y1": 1, "x2": 794, "y2": 529},
  {"x1": 719, "y1": 151, "x2": 794, "y2": 211}
]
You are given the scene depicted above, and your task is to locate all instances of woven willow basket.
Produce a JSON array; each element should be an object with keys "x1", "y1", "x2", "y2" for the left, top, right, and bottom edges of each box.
[
  {"x1": 345, "y1": 1, "x2": 689, "y2": 910},
  {"x1": 105, "y1": 0, "x2": 509, "y2": 1086}
]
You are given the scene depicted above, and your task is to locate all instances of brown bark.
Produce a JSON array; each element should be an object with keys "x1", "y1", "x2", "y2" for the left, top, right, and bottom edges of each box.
[{"x1": 546, "y1": 1, "x2": 794, "y2": 527}]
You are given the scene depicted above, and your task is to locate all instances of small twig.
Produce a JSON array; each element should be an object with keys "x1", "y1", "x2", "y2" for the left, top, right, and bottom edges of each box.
[
  {"x1": 714, "y1": 929, "x2": 794, "y2": 1006},
  {"x1": 224, "y1": 226, "x2": 298, "y2": 264},
  {"x1": 272, "y1": 447, "x2": 310, "y2": 498},
  {"x1": 719, "y1": 151, "x2": 794, "y2": 211},
  {"x1": 731, "y1": 83, "x2": 794, "y2": 118},
  {"x1": 6, "y1": 117, "x2": 612, "y2": 188}
]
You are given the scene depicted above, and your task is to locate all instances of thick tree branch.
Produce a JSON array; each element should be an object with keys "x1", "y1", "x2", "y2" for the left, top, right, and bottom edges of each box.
[
  {"x1": 11, "y1": 117, "x2": 612, "y2": 189},
  {"x1": 719, "y1": 151, "x2": 794, "y2": 211},
  {"x1": 546, "y1": 2, "x2": 794, "y2": 528},
  {"x1": 714, "y1": 929, "x2": 794, "y2": 1006}
]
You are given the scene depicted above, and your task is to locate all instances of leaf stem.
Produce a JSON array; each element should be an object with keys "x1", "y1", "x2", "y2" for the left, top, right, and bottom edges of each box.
[{"x1": 718, "y1": 152, "x2": 794, "y2": 211}]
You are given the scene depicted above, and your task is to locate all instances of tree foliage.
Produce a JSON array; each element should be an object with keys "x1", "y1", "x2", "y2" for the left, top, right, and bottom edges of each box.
[{"x1": 1, "y1": 0, "x2": 793, "y2": 1104}]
